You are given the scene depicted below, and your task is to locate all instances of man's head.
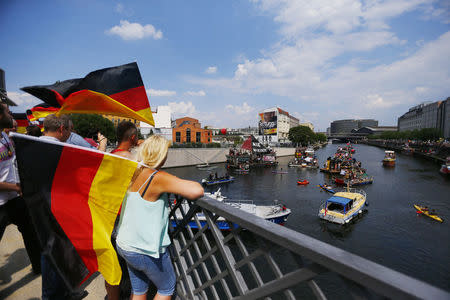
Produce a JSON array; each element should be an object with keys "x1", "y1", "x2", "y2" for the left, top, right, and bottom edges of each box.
[
  {"x1": 0, "y1": 103, "x2": 13, "y2": 130},
  {"x1": 117, "y1": 121, "x2": 138, "y2": 146},
  {"x1": 43, "y1": 114, "x2": 71, "y2": 142}
]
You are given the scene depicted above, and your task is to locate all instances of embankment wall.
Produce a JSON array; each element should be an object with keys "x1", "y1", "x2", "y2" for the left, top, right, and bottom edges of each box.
[{"x1": 163, "y1": 147, "x2": 295, "y2": 168}]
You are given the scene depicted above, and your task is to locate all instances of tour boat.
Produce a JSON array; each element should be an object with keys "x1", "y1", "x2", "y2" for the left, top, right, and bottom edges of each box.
[
  {"x1": 297, "y1": 179, "x2": 309, "y2": 185},
  {"x1": 414, "y1": 205, "x2": 443, "y2": 223},
  {"x1": 382, "y1": 150, "x2": 396, "y2": 167},
  {"x1": 439, "y1": 157, "x2": 450, "y2": 175},
  {"x1": 201, "y1": 176, "x2": 235, "y2": 186},
  {"x1": 335, "y1": 176, "x2": 373, "y2": 186},
  {"x1": 318, "y1": 189, "x2": 367, "y2": 225},
  {"x1": 172, "y1": 190, "x2": 291, "y2": 230}
]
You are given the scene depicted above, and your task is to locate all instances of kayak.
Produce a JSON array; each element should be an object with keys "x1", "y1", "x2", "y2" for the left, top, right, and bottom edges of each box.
[
  {"x1": 297, "y1": 180, "x2": 309, "y2": 185},
  {"x1": 414, "y1": 205, "x2": 443, "y2": 223}
]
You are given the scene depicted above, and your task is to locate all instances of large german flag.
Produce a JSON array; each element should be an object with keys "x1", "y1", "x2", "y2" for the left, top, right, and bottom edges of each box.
[
  {"x1": 21, "y1": 62, "x2": 154, "y2": 125},
  {"x1": 11, "y1": 133, "x2": 138, "y2": 289}
]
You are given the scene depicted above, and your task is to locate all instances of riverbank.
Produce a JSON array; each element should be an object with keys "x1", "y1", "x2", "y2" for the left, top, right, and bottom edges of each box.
[
  {"x1": 361, "y1": 140, "x2": 447, "y2": 164},
  {"x1": 163, "y1": 147, "x2": 295, "y2": 168}
]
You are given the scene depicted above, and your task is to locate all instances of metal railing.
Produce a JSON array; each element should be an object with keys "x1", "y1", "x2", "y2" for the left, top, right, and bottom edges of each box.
[{"x1": 168, "y1": 195, "x2": 449, "y2": 300}]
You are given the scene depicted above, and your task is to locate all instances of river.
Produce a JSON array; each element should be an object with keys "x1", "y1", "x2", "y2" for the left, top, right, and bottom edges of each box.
[{"x1": 168, "y1": 143, "x2": 450, "y2": 293}]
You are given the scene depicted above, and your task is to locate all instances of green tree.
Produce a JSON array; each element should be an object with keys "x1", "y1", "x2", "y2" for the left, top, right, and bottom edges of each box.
[
  {"x1": 316, "y1": 133, "x2": 327, "y2": 143},
  {"x1": 288, "y1": 126, "x2": 315, "y2": 146},
  {"x1": 70, "y1": 114, "x2": 116, "y2": 143}
]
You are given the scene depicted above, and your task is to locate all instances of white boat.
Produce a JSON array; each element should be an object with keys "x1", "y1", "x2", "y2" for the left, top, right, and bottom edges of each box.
[
  {"x1": 172, "y1": 189, "x2": 291, "y2": 229},
  {"x1": 318, "y1": 188, "x2": 366, "y2": 225}
]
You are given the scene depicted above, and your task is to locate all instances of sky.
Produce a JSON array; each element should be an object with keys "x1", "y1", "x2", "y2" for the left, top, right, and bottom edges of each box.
[{"x1": 1, "y1": 0, "x2": 449, "y2": 132}]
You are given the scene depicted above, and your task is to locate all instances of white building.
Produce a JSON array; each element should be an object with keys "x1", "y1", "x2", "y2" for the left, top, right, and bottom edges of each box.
[
  {"x1": 257, "y1": 107, "x2": 299, "y2": 145},
  {"x1": 299, "y1": 122, "x2": 314, "y2": 131},
  {"x1": 140, "y1": 105, "x2": 173, "y2": 141}
]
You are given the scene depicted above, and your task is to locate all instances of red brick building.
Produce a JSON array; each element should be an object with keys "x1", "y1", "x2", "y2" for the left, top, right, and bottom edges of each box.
[{"x1": 172, "y1": 117, "x2": 212, "y2": 144}]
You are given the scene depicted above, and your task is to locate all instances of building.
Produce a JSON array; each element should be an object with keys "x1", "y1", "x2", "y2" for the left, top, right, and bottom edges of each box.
[
  {"x1": 353, "y1": 126, "x2": 398, "y2": 136},
  {"x1": 172, "y1": 117, "x2": 212, "y2": 144},
  {"x1": 258, "y1": 107, "x2": 299, "y2": 144},
  {"x1": 398, "y1": 98, "x2": 450, "y2": 138},
  {"x1": 299, "y1": 122, "x2": 314, "y2": 131},
  {"x1": 103, "y1": 115, "x2": 140, "y2": 128},
  {"x1": 140, "y1": 105, "x2": 172, "y2": 141},
  {"x1": 330, "y1": 119, "x2": 378, "y2": 135}
]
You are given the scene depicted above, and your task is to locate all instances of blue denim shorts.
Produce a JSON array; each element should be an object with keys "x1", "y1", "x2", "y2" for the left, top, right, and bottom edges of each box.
[{"x1": 117, "y1": 246, "x2": 176, "y2": 296}]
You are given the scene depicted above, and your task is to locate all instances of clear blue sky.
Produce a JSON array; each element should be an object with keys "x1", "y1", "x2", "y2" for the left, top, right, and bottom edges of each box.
[{"x1": 2, "y1": 0, "x2": 449, "y2": 131}]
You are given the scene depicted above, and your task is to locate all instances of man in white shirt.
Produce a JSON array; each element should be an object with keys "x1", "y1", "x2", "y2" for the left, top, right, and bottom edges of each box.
[{"x1": 0, "y1": 103, "x2": 41, "y2": 274}]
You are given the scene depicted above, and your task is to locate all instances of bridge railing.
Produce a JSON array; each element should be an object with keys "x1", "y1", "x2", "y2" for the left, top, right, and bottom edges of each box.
[{"x1": 168, "y1": 195, "x2": 448, "y2": 300}]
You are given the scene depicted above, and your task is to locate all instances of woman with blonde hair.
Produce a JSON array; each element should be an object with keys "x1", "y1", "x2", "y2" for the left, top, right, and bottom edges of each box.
[{"x1": 116, "y1": 135, "x2": 204, "y2": 300}]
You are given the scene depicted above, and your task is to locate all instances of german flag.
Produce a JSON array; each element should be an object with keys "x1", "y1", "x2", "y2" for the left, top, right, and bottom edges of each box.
[
  {"x1": 12, "y1": 113, "x2": 29, "y2": 134},
  {"x1": 21, "y1": 62, "x2": 154, "y2": 125},
  {"x1": 11, "y1": 133, "x2": 138, "y2": 289},
  {"x1": 26, "y1": 103, "x2": 60, "y2": 122}
]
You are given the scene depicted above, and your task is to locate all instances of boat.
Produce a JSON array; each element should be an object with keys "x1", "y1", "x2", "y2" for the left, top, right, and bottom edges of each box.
[
  {"x1": 234, "y1": 168, "x2": 249, "y2": 174},
  {"x1": 196, "y1": 163, "x2": 217, "y2": 170},
  {"x1": 335, "y1": 176, "x2": 373, "y2": 186},
  {"x1": 402, "y1": 144, "x2": 414, "y2": 155},
  {"x1": 382, "y1": 150, "x2": 396, "y2": 167},
  {"x1": 172, "y1": 190, "x2": 291, "y2": 230},
  {"x1": 297, "y1": 180, "x2": 309, "y2": 185},
  {"x1": 318, "y1": 184, "x2": 335, "y2": 194},
  {"x1": 201, "y1": 176, "x2": 235, "y2": 186},
  {"x1": 439, "y1": 157, "x2": 450, "y2": 175},
  {"x1": 318, "y1": 188, "x2": 367, "y2": 225},
  {"x1": 414, "y1": 205, "x2": 443, "y2": 223}
]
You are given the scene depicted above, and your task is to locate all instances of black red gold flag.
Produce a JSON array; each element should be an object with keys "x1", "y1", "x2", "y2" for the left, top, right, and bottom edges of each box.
[
  {"x1": 21, "y1": 62, "x2": 154, "y2": 125},
  {"x1": 12, "y1": 133, "x2": 138, "y2": 289}
]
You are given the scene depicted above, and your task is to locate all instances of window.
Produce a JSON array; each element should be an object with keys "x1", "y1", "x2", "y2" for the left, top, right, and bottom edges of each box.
[
  {"x1": 196, "y1": 132, "x2": 201, "y2": 142},
  {"x1": 186, "y1": 129, "x2": 191, "y2": 143},
  {"x1": 176, "y1": 132, "x2": 181, "y2": 143}
]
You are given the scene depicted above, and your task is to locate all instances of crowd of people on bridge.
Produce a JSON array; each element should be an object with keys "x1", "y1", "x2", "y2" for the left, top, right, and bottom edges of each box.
[{"x1": 0, "y1": 103, "x2": 204, "y2": 299}]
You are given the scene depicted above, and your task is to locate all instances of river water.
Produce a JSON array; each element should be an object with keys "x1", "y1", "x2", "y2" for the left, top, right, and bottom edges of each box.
[{"x1": 168, "y1": 143, "x2": 450, "y2": 293}]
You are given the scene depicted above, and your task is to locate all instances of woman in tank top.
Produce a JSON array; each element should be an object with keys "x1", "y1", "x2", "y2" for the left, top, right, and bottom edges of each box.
[{"x1": 116, "y1": 135, "x2": 204, "y2": 300}]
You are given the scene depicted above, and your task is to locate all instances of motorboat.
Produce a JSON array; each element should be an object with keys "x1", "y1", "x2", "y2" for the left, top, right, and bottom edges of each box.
[
  {"x1": 201, "y1": 176, "x2": 235, "y2": 186},
  {"x1": 318, "y1": 184, "x2": 335, "y2": 194},
  {"x1": 318, "y1": 188, "x2": 367, "y2": 225},
  {"x1": 382, "y1": 150, "x2": 396, "y2": 167},
  {"x1": 297, "y1": 180, "x2": 309, "y2": 185},
  {"x1": 172, "y1": 189, "x2": 291, "y2": 230},
  {"x1": 439, "y1": 157, "x2": 450, "y2": 175}
]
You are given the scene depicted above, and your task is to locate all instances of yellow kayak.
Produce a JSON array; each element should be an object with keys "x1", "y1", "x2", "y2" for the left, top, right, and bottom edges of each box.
[{"x1": 414, "y1": 205, "x2": 443, "y2": 223}]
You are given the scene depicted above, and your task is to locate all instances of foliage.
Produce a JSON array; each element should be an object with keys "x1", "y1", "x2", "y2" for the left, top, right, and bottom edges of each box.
[
  {"x1": 367, "y1": 128, "x2": 443, "y2": 141},
  {"x1": 70, "y1": 114, "x2": 116, "y2": 143},
  {"x1": 316, "y1": 133, "x2": 327, "y2": 143},
  {"x1": 228, "y1": 136, "x2": 243, "y2": 146},
  {"x1": 288, "y1": 126, "x2": 316, "y2": 146}
]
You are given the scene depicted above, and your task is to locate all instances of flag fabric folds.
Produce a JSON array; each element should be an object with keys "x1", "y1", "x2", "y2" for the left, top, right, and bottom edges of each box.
[
  {"x1": 21, "y1": 62, "x2": 154, "y2": 125},
  {"x1": 26, "y1": 103, "x2": 60, "y2": 122},
  {"x1": 11, "y1": 133, "x2": 138, "y2": 288},
  {"x1": 12, "y1": 113, "x2": 29, "y2": 134}
]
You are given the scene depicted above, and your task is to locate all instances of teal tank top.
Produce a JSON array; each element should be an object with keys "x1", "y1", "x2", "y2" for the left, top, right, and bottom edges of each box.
[{"x1": 116, "y1": 170, "x2": 171, "y2": 258}]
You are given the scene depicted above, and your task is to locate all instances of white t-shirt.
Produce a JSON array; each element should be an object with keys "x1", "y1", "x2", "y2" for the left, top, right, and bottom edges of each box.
[{"x1": 0, "y1": 132, "x2": 20, "y2": 205}]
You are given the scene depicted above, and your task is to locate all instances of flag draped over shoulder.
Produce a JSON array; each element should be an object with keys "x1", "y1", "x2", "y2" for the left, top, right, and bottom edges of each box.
[
  {"x1": 21, "y1": 62, "x2": 154, "y2": 125},
  {"x1": 11, "y1": 133, "x2": 138, "y2": 288}
]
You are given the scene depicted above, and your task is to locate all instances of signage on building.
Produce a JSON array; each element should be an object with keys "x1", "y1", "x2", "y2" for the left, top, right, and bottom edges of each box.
[{"x1": 259, "y1": 112, "x2": 277, "y2": 135}]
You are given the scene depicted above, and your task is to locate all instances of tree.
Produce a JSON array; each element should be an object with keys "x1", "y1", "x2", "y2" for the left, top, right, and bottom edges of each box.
[
  {"x1": 70, "y1": 114, "x2": 116, "y2": 143},
  {"x1": 288, "y1": 126, "x2": 315, "y2": 146},
  {"x1": 316, "y1": 133, "x2": 327, "y2": 143}
]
